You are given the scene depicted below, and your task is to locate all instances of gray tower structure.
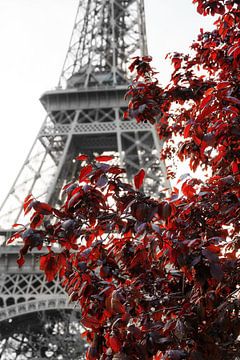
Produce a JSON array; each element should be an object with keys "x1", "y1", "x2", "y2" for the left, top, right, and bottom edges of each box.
[{"x1": 0, "y1": 1, "x2": 169, "y2": 358}]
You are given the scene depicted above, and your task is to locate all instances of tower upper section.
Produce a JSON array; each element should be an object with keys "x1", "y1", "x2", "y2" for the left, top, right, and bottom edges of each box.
[{"x1": 58, "y1": 0, "x2": 147, "y2": 89}]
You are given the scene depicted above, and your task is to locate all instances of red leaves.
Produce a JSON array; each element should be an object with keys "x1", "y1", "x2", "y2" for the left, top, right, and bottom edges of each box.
[
  {"x1": 181, "y1": 180, "x2": 196, "y2": 199},
  {"x1": 158, "y1": 201, "x2": 172, "y2": 220},
  {"x1": 228, "y1": 44, "x2": 240, "y2": 59},
  {"x1": 199, "y1": 94, "x2": 213, "y2": 109},
  {"x1": 110, "y1": 290, "x2": 126, "y2": 315},
  {"x1": 128, "y1": 56, "x2": 141, "y2": 72},
  {"x1": 32, "y1": 200, "x2": 52, "y2": 215},
  {"x1": 128, "y1": 56, "x2": 153, "y2": 77},
  {"x1": 231, "y1": 161, "x2": 239, "y2": 174},
  {"x1": 197, "y1": 103, "x2": 218, "y2": 122},
  {"x1": 134, "y1": 169, "x2": 145, "y2": 189},
  {"x1": 7, "y1": 227, "x2": 24, "y2": 245},
  {"x1": 109, "y1": 334, "x2": 121, "y2": 352},
  {"x1": 17, "y1": 255, "x2": 25, "y2": 267},
  {"x1": 81, "y1": 315, "x2": 100, "y2": 330},
  {"x1": 79, "y1": 164, "x2": 93, "y2": 182},
  {"x1": 183, "y1": 123, "x2": 192, "y2": 138},
  {"x1": 12, "y1": 153, "x2": 240, "y2": 359},
  {"x1": 23, "y1": 194, "x2": 34, "y2": 215},
  {"x1": 95, "y1": 155, "x2": 114, "y2": 162},
  {"x1": 193, "y1": 0, "x2": 225, "y2": 16},
  {"x1": 76, "y1": 154, "x2": 88, "y2": 161},
  {"x1": 171, "y1": 56, "x2": 182, "y2": 71},
  {"x1": 39, "y1": 252, "x2": 65, "y2": 282},
  {"x1": 216, "y1": 81, "x2": 230, "y2": 90},
  {"x1": 207, "y1": 244, "x2": 220, "y2": 253}
]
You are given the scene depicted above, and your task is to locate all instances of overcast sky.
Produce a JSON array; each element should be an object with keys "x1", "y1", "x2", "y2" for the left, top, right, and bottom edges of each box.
[{"x1": 0, "y1": 0, "x2": 215, "y2": 204}]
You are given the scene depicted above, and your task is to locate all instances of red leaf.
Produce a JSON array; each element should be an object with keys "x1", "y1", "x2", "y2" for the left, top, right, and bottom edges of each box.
[
  {"x1": 231, "y1": 161, "x2": 239, "y2": 174},
  {"x1": 52, "y1": 208, "x2": 65, "y2": 218},
  {"x1": 158, "y1": 202, "x2": 172, "y2": 220},
  {"x1": 12, "y1": 223, "x2": 24, "y2": 228},
  {"x1": 39, "y1": 254, "x2": 48, "y2": 270},
  {"x1": 182, "y1": 181, "x2": 196, "y2": 198},
  {"x1": 108, "y1": 166, "x2": 126, "y2": 175},
  {"x1": 184, "y1": 123, "x2": 192, "y2": 138},
  {"x1": 109, "y1": 334, "x2": 121, "y2": 352},
  {"x1": 76, "y1": 154, "x2": 88, "y2": 161},
  {"x1": 207, "y1": 244, "x2": 221, "y2": 253},
  {"x1": 95, "y1": 155, "x2": 114, "y2": 162},
  {"x1": 197, "y1": 104, "x2": 218, "y2": 121},
  {"x1": 142, "y1": 56, "x2": 152, "y2": 62},
  {"x1": 79, "y1": 164, "x2": 93, "y2": 182},
  {"x1": 40, "y1": 253, "x2": 59, "y2": 282},
  {"x1": 81, "y1": 315, "x2": 100, "y2": 330},
  {"x1": 24, "y1": 198, "x2": 34, "y2": 215},
  {"x1": 199, "y1": 94, "x2": 212, "y2": 109},
  {"x1": 7, "y1": 232, "x2": 22, "y2": 245},
  {"x1": 110, "y1": 291, "x2": 126, "y2": 314},
  {"x1": 23, "y1": 194, "x2": 33, "y2": 212},
  {"x1": 17, "y1": 255, "x2": 25, "y2": 267},
  {"x1": 217, "y1": 82, "x2": 230, "y2": 90},
  {"x1": 134, "y1": 169, "x2": 145, "y2": 189},
  {"x1": 172, "y1": 57, "x2": 182, "y2": 71},
  {"x1": 32, "y1": 201, "x2": 52, "y2": 215},
  {"x1": 30, "y1": 212, "x2": 44, "y2": 229},
  {"x1": 228, "y1": 45, "x2": 240, "y2": 59}
]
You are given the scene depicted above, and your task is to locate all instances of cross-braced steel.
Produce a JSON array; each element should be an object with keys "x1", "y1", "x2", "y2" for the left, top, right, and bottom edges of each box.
[
  {"x1": 0, "y1": 1, "x2": 170, "y2": 357},
  {"x1": 58, "y1": 0, "x2": 147, "y2": 88},
  {"x1": 0, "y1": 248, "x2": 69, "y2": 323}
]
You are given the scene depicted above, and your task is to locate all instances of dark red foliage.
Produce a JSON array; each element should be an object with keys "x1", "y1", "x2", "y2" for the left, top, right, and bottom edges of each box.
[
  {"x1": 134, "y1": 169, "x2": 145, "y2": 190},
  {"x1": 9, "y1": 1, "x2": 240, "y2": 359}
]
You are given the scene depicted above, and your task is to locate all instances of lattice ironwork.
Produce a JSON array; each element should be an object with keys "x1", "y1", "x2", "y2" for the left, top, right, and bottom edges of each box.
[
  {"x1": 0, "y1": 113, "x2": 69, "y2": 229},
  {"x1": 0, "y1": 273, "x2": 65, "y2": 300},
  {"x1": 0, "y1": 310, "x2": 86, "y2": 359},
  {"x1": 59, "y1": 0, "x2": 147, "y2": 88},
  {"x1": 0, "y1": 270, "x2": 68, "y2": 320},
  {"x1": 0, "y1": 297, "x2": 71, "y2": 323}
]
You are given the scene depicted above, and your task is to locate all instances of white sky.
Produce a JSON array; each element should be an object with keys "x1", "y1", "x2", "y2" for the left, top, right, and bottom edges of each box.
[{"x1": 0, "y1": 0, "x2": 215, "y2": 204}]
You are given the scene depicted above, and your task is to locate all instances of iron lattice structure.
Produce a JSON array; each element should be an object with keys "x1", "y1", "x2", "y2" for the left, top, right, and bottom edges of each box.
[
  {"x1": 58, "y1": 0, "x2": 147, "y2": 88},
  {"x1": 0, "y1": 1, "x2": 170, "y2": 358}
]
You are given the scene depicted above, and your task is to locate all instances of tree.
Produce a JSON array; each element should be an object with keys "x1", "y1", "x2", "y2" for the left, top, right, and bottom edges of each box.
[{"x1": 9, "y1": 1, "x2": 239, "y2": 359}]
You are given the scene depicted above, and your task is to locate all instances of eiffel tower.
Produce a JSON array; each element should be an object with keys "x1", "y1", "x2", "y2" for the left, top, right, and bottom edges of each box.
[{"x1": 0, "y1": 1, "x2": 169, "y2": 358}]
